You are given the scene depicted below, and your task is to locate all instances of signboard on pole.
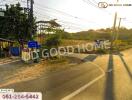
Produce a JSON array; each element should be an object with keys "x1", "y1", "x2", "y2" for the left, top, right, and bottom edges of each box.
[
  {"x1": 28, "y1": 41, "x2": 41, "y2": 48},
  {"x1": 28, "y1": 41, "x2": 38, "y2": 48}
]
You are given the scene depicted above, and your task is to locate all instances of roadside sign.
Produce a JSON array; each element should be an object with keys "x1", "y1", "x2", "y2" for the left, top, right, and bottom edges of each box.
[
  {"x1": 28, "y1": 41, "x2": 38, "y2": 48},
  {"x1": 0, "y1": 12, "x2": 4, "y2": 17},
  {"x1": 21, "y1": 48, "x2": 31, "y2": 62}
]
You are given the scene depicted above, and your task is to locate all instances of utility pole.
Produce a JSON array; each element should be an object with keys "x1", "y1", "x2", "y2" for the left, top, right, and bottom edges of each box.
[
  {"x1": 26, "y1": 0, "x2": 30, "y2": 18},
  {"x1": 110, "y1": 0, "x2": 119, "y2": 50},
  {"x1": 113, "y1": 12, "x2": 117, "y2": 39},
  {"x1": 30, "y1": 0, "x2": 34, "y2": 23},
  {"x1": 115, "y1": 17, "x2": 125, "y2": 49},
  {"x1": 110, "y1": 12, "x2": 117, "y2": 50},
  {"x1": 27, "y1": 0, "x2": 34, "y2": 39},
  {"x1": 30, "y1": 0, "x2": 34, "y2": 39},
  {"x1": 115, "y1": 18, "x2": 122, "y2": 41}
]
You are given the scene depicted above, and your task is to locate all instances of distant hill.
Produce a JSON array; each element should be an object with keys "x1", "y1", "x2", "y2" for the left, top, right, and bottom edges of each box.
[{"x1": 62, "y1": 28, "x2": 132, "y2": 41}]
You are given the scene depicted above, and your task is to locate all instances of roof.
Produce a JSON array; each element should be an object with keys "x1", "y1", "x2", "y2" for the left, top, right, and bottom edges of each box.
[
  {"x1": 0, "y1": 38, "x2": 15, "y2": 42},
  {"x1": 36, "y1": 20, "x2": 61, "y2": 27}
]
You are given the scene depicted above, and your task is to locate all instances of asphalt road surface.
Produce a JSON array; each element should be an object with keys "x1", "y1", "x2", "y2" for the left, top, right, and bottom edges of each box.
[
  {"x1": 2, "y1": 61, "x2": 103, "y2": 100},
  {"x1": 0, "y1": 60, "x2": 24, "y2": 83},
  {"x1": 1, "y1": 49, "x2": 132, "y2": 100}
]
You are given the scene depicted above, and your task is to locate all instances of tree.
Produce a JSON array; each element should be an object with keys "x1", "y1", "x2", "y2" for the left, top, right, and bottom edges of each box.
[
  {"x1": 0, "y1": 3, "x2": 36, "y2": 41},
  {"x1": 44, "y1": 20, "x2": 62, "y2": 48},
  {"x1": 45, "y1": 19, "x2": 61, "y2": 35}
]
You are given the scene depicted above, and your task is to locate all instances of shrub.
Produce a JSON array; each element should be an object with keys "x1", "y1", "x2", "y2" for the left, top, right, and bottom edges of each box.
[{"x1": 44, "y1": 34, "x2": 61, "y2": 48}]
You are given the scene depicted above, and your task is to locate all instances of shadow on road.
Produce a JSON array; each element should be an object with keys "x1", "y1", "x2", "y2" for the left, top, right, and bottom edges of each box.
[
  {"x1": 104, "y1": 53, "x2": 115, "y2": 100},
  {"x1": 118, "y1": 52, "x2": 132, "y2": 80},
  {"x1": 82, "y1": 55, "x2": 98, "y2": 62}
]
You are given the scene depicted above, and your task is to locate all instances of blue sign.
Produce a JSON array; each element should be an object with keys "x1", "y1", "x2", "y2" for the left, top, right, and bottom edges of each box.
[
  {"x1": 36, "y1": 45, "x2": 41, "y2": 49},
  {"x1": 28, "y1": 41, "x2": 38, "y2": 48}
]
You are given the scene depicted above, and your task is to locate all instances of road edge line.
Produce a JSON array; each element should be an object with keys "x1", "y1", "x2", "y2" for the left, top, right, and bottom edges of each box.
[
  {"x1": 0, "y1": 60, "x2": 20, "y2": 66},
  {"x1": 61, "y1": 62, "x2": 105, "y2": 100}
]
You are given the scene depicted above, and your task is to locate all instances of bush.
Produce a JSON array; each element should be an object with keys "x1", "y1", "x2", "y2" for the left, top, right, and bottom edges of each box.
[
  {"x1": 44, "y1": 34, "x2": 61, "y2": 48},
  {"x1": 96, "y1": 49, "x2": 107, "y2": 54}
]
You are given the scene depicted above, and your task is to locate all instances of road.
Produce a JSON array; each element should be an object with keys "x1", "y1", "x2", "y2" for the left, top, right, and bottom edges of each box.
[
  {"x1": 0, "y1": 60, "x2": 24, "y2": 83},
  {"x1": 1, "y1": 61, "x2": 103, "y2": 100},
  {"x1": 71, "y1": 50, "x2": 132, "y2": 100},
  {"x1": 0, "y1": 49, "x2": 132, "y2": 100}
]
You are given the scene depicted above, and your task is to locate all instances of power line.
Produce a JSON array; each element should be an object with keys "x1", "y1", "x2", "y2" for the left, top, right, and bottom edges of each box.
[
  {"x1": 92, "y1": 0, "x2": 98, "y2": 4},
  {"x1": 34, "y1": 5, "x2": 106, "y2": 29},
  {"x1": 34, "y1": 10, "x2": 89, "y2": 30},
  {"x1": 34, "y1": 2, "x2": 98, "y2": 24},
  {"x1": 123, "y1": 18, "x2": 132, "y2": 23},
  {"x1": 35, "y1": 3, "x2": 78, "y2": 19},
  {"x1": 35, "y1": 15, "x2": 87, "y2": 29},
  {"x1": 34, "y1": 8, "x2": 104, "y2": 30},
  {"x1": 83, "y1": 0, "x2": 98, "y2": 8},
  {"x1": 34, "y1": 11, "x2": 83, "y2": 30},
  {"x1": 82, "y1": 0, "x2": 112, "y2": 16}
]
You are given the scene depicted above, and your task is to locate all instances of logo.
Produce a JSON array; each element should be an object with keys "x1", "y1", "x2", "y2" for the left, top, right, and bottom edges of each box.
[
  {"x1": 98, "y1": 2, "x2": 108, "y2": 8},
  {"x1": 98, "y1": 2, "x2": 132, "y2": 8}
]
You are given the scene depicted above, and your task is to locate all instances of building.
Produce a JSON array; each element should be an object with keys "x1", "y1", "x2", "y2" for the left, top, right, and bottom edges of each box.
[{"x1": 0, "y1": 38, "x2": 14, "y2": 58}]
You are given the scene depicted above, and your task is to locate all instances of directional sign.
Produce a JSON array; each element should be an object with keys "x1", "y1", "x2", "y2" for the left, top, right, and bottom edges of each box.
[{"x1": 28, "y1": 41, "x2": 38, "y2": 48}]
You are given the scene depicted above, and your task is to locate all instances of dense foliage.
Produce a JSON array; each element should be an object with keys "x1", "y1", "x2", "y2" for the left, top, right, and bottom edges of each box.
[
  {"x1": 44, "y1": 34, "x2": 61, "y2": 48},
  {"x1": 0, "y1": 3, "x2": 36, "y2": 41}
]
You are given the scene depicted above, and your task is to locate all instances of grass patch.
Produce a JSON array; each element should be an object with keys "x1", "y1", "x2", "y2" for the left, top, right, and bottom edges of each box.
[{"x1": 47, "y1": 57, "x2": 68, "y2": 64}]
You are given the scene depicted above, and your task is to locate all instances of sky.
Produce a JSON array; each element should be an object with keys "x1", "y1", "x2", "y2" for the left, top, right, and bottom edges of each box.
[{"x1": 1, "y1": 0, "x2": 132, "y2": 32}]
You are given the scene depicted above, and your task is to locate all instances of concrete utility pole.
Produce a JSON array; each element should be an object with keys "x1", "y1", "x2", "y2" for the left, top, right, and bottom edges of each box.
[
  {"x1": 30, "y1": 0, "x2": 34, "y2": 36},
  {"x1": 110, "y1": 0, "x2": 119, "y2": 50},
  {"x1": 115, "y1": 18, "x2": 121, "y2": 41},
  {"x1": 113, "y1": 12, "x2": 117, "y2": 40},
  {"x1": 26, "y1": 0, "x2": 30, "y2": 18},
  {"x1": 27, "y1": 0, "x2": 34, "y2": 38},
  {"x1": 111, "y1": 12, "x2": 117, "y2": 49},
  {"x1": 115, "y1": 17, "x2": 125, "y2": 41},
  {"x1": 30, "y1": 0, "x2": 34, "y2": 23}
]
